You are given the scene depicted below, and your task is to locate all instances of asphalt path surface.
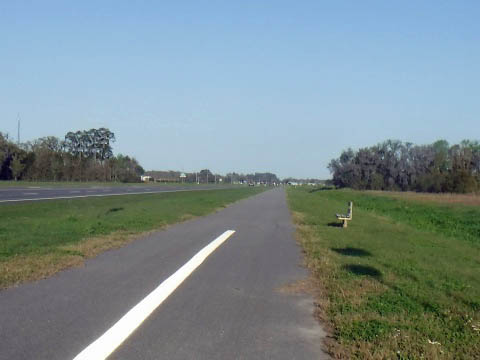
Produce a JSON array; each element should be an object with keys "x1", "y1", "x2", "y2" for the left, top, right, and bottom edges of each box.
[
  {"x1": 0, "y1": 188, "x2": 328, "y2": 359},
  {"x1": 0, "y1": 184, "x2": 230, "y2": 203}
]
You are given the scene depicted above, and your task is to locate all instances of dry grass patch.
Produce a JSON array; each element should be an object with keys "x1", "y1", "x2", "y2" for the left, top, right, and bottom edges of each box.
[
  {"x1": 368, "y1": 190, "x2": 480, "y2": 206},
  {"x1": 0, "y1": 253, "x2": 83, "y2": 289},
  {"x1": 0, "y1": 229, "x2": 156, "y2": 289}
]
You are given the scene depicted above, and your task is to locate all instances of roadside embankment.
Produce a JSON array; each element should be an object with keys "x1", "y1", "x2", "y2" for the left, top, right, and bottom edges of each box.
[{"x1": 287, "y1": 187, "x2": 480, "y2": 359}]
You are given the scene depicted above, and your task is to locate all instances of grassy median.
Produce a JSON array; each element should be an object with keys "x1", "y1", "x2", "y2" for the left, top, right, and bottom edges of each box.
[
  {"x1": 287, "y1": 187, "x2": 480, "y2": 359},
  {"x1": 0, "y1": 187, "x2": 265, "y2": 288}
]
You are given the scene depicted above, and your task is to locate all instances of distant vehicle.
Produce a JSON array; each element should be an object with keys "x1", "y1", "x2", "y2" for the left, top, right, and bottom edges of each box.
[{"x1": 248, "y1": 182, "x2": 255, "y2": 186}]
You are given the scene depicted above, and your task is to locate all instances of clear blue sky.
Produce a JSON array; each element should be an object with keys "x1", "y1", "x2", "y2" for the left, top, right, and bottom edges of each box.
[{"x1": 1, "y1": 1, "x2": 479, "y2": 178}]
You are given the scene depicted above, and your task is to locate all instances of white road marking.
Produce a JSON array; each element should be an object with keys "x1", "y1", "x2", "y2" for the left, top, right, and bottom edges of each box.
[
  {"x1": 0, "y1": 189, "x2": 215, "y2": 203},
  {"x1": 73, "y1": 230, "x2": 236, "y2": 360}
]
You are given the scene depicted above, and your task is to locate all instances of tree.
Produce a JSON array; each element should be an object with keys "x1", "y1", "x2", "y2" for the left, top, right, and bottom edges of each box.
[
  {"x1": 328, "y1": 139, "x2": 479, "y2": 193},
  {"x1": 97, "y1": 128, "x2": 115, "y2": 160},
  {"x1": 10, "y1": 153, "x2": 25, "y2": 181},
  {"x1": 0, "y1": 127, "x2": 142, "y2": 183},
  {"x1": 199, "y1": 169, "x2": 213, "y2": 183}
]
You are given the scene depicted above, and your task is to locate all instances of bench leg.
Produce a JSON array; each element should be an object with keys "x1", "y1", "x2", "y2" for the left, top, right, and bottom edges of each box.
[{"x1": 343, "y1": 219, "x2": 348, "y2": 228}]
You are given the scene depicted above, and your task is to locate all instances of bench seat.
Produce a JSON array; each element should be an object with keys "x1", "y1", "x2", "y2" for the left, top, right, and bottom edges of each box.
[{"x1": 336, "y1": 202, "x2": 353, "y2": 227}]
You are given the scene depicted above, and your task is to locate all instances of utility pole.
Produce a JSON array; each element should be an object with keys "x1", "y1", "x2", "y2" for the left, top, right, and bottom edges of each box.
[{"x1": 17, "y1": 113, "x2": 21, "y2": 145}]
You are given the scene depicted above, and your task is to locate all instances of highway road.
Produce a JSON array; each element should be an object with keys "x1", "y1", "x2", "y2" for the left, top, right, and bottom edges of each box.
[
  {"x1": 0, "y1": 188, "x2": 328, "y2": 359},
  {"x1": 0, "y1": 184, "x2": 230, "y2": 203}
]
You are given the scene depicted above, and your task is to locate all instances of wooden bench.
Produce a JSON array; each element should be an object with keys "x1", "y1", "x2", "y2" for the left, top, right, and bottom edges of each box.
[{"x1": 336, "y1": 202, "x2": 353, "y2": 228}]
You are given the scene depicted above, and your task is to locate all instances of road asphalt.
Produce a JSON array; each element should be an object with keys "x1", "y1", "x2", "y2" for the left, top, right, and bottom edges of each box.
[
  {"x1": 0, "y1": 184, "x2": 229, "y2": 203},
  {"x1": 0, "y1": 188, "x2": 328, "y2": 359}
]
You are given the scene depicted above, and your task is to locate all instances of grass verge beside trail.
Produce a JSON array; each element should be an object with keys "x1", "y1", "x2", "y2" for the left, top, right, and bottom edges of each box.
[
  {"x1": 287, "y1": 187, "x2": 480, "y2": 359},
  {"x1": 0, "y1": 187, "x2": 266, "y2": 289}
]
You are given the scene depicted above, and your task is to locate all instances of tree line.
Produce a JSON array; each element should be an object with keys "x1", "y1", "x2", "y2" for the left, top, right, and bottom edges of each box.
[
  {"x1": 0, "y1": 128, "x2": 144, "y2": 182},
  {"x1": 328, "y1": 139, "x2": 480, "y2": 193},
  {"x1": 144, "y1": 170, "x2": 281, "y2": 184},
  {"x1": 225, "y1": 172, "x2": 280, "y2": 184}
]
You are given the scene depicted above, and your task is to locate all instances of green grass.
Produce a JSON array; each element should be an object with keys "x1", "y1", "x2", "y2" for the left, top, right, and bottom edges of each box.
[
  {"x1": 287, "y1": 187, "x2": 480, "y2": 359},
  {"x1": 325, "y1": 189, "x2": 480, "y2": 245},
  {"x1": 0, "y1": 187, "x2": 265, "y2": 287}
]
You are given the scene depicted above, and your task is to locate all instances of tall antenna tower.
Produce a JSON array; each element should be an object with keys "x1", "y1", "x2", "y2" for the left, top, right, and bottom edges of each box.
[{"x1": 17, "y1": 113, "x2": 21, "y2": 145}]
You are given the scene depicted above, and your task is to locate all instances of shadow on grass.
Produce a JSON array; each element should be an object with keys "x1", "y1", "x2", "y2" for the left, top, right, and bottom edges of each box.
[
  {"x1": 308, "y1": 187, "x2": 334, "y2": 193},
  {"x1": 327, "y1": 222, "x2": 343, "y2": 228},
  {"x1": 106, "y1": 207, "x2": 124, "y2": 214},
  {"x1": 332, "y1": 247, "x2": 372, "y2": 257},
  {"x1": 343, "y1": 264, "x2": 382, "y2": 279}
]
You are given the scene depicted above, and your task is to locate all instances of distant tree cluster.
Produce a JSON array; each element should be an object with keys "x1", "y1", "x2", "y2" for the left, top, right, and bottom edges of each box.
[
  {"x1": 225, "y1": 172, "x2": 280, "y2": 184},
  {"x1": 145, "y1": 170, "x2": 185, "y2": 182},
  {"x1": 144, "y1": 169, "x2": 215, "y2": 183},
  {"x1": 0, "y1": 128, "x2": 144, "y2": 182},
  {"x1": 328, "y1": 139, "x2": 480, "y2": 193},
  {"x1": 282, "y1": 177, "x2": 324, "y2": 185},
  {"x1": 144, "y1": 170, "x2": 281, "y2": 184}
]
